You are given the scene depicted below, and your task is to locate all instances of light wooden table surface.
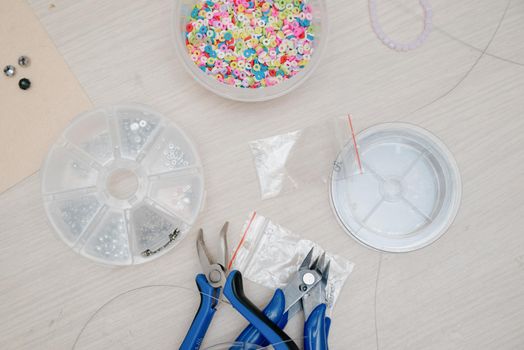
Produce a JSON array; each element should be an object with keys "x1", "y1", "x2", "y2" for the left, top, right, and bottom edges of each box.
[{"x1": 2, "y1": 0, "x2": 524, "y2": 349}]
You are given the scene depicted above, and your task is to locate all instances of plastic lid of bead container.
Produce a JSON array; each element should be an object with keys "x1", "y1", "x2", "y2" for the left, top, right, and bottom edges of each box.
[
  {"x1": 330, "y1": 123, "x2": 462, "y2": 253},
  {"x1": 41, "y1": 104, "x2": 205, "y2": 265},
  {"x1": 173, "y1": 0, "x2": 328, "y2": 102}
]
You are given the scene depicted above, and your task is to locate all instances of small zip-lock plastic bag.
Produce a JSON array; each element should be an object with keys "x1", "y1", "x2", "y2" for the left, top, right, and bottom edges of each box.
[
  {"x1": 249, "y1": 116, "x2": 360, "y2": 199},
  {"x1": 229, "y1": 212, "x2": 354, "y2": 316}
]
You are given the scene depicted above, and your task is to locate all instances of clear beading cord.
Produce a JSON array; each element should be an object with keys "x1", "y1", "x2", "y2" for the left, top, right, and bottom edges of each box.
[{"x1": 72, "y1": 284, "x2": 306, "y2": 350}]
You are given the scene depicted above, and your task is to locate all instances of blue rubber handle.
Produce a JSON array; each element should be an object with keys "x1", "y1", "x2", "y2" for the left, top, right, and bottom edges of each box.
[
  {"x1": 180, "y1": 274, "x2": 218, "y2": 350},
  {"x1": 233, "y1": 289, "x2": 288, "y2": 347},
  {"x1": 224, "y1": 270, "x2": 299, "y2": 350},
  {"x1": 304, "y1": 304, "x2": 328, "y2": 350},
  {"x1": 325, "y1": 317, "x2": 331, "y2": 339},
  {"x1": 277, "y1": 310, "x2": 289, "y2": 329}
]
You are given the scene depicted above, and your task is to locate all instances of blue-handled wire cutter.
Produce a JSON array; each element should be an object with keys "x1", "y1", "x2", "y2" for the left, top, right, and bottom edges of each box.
[
  {"x1": 180, "y1": 222, "x2": 299, "y2": 350},
  {"x1": 232, "y1": 248, "x2": 331, "y2": 350}
]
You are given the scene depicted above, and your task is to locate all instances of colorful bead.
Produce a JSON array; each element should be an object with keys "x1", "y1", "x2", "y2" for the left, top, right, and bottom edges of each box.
[{"x1": 185, "y1": 0, "x2": 315, "y2": 89}]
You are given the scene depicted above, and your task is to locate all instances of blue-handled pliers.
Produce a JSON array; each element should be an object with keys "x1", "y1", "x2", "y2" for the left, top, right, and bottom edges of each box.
[
  {"x1": 232, "y1": 248, "x2": 332, "y2": 350},
  {"x1": 180, "y1": 222, "x2": 299, "y2": 350}
]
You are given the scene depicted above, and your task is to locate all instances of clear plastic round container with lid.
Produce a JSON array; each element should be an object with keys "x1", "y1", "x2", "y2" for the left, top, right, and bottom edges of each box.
[
  {"x1": 173, "y1": 0, "x2": 328, "y2": 102},
  {"x1": 330, "y1": 123, "x2": 462, "y2": 253},
  {"x1": 41, "y1": 104, "x2": 205, "y2": 266}
]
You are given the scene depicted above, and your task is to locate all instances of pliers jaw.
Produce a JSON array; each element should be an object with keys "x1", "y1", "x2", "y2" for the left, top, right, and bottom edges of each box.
[
  {"x1": 196, "y1": 222, "x2": 229, "y2": 289},
  {"x1": 282, "y1": 248, "x2": 327, "y2": 315},
  {"x1": 302, "y1": 256, "x2": 331, "y2": 320}
]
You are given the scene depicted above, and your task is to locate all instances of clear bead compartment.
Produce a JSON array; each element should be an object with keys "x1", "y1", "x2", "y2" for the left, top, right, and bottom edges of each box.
[
  {"x1": 331, "y1": 123, "x2": 462, "y2": 253},
  {"x1": 41, "y1": 105, "x2": 205, "y2": 265}
]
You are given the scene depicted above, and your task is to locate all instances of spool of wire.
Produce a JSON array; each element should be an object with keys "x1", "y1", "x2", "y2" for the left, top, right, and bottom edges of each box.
[{"x1": 331, "y1": 123, "x2": 461, "y2": 252}]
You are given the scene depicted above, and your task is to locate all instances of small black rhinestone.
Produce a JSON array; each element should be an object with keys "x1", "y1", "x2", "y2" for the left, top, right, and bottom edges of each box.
[
  {"x1": 18, "y1": 56, "x2": 31, "y2": 67},
  {"x1": 19, "y1": 78, "x2": 31, "y2": 90}
]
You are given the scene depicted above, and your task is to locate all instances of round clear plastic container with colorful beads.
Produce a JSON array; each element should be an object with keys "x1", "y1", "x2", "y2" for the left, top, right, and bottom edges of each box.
[
  {"x1": 173, "y1": 0, "x2": 328, "y2": 102},
  {"x1": 41, "y1": 104, "x2": 205, "y2": 266}
]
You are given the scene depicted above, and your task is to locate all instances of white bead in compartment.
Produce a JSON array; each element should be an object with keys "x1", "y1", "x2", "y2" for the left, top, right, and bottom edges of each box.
[
  {"x1": 130, "y1": 203, "x2": 189, "y2": 261},
  {"x1": 65, "y1": 110, "x2": 114, "y2": 165},
  {"x1": 148, "y1": 170, "x2": 204, "y2": 225},
  {"x1": 42, "y1": 146, "x2": 99, "y2": 194},
  {"x1": 141, "y1": 125, "x2": 200, "y2": 176},
  {"x1": 44, "y1": 192, "x2": 103, "y2": 245},
  {"x1": 116, "y1": 107, "x2": 161, "y2": 160},
  {"x1": 81, "y1": 210, "x2": 132, "y2": 265}
]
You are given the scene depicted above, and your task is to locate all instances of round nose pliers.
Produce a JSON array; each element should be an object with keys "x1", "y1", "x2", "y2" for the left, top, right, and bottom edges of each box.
[{"x1": 179, "y1": 222, "x2": 299, "y2": 350}]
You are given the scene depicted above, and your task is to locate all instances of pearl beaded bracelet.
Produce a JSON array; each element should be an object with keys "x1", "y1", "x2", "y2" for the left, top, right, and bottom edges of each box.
[{"x1": 369, "y1": 0, "x2": 433, "y2": 51}]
